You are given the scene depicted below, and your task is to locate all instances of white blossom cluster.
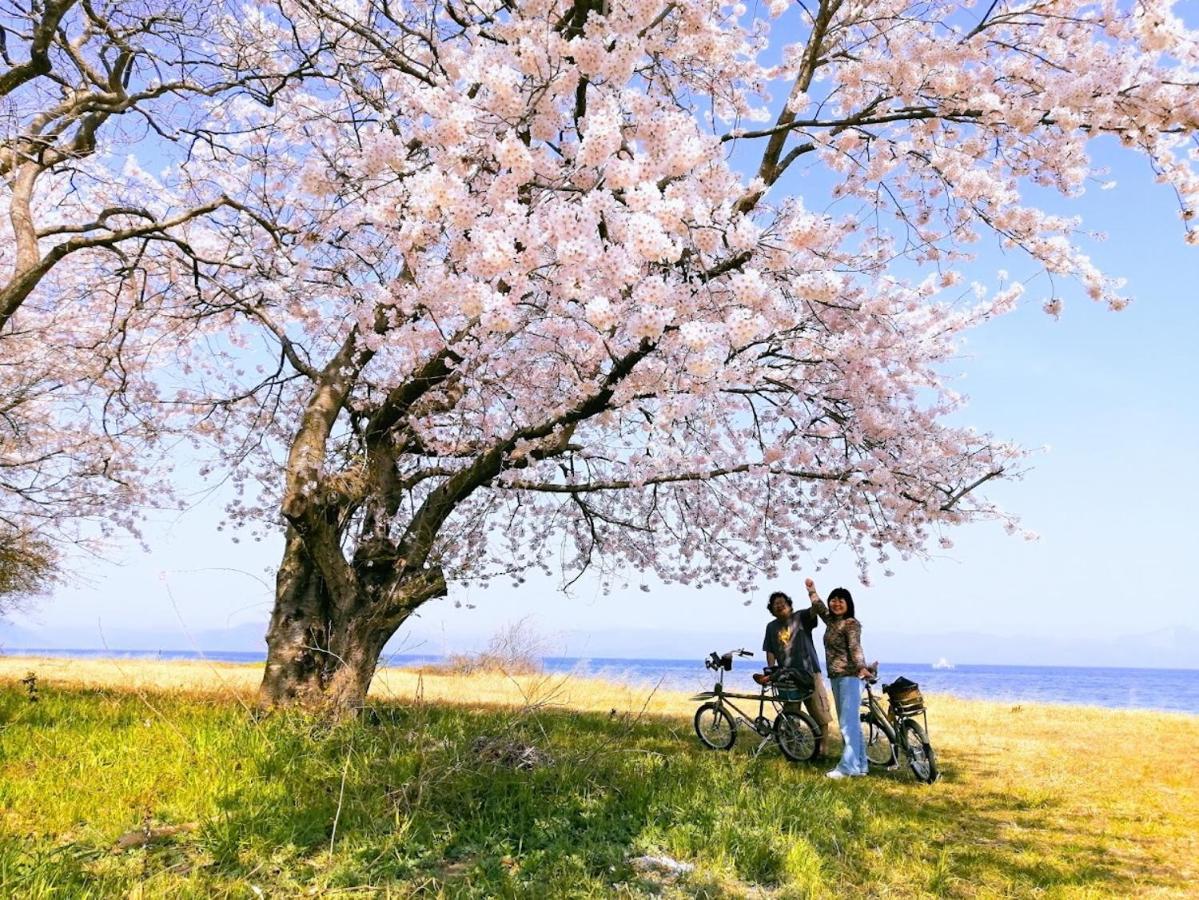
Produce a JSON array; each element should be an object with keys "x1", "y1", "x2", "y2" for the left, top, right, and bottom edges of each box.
[{"x1": 23, "y1": 0, "x2": 1192, "y2": 601}]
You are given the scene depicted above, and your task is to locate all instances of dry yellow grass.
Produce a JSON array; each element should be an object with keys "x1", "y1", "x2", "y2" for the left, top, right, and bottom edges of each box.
[
  {"x1": 4, "y1": 654, "x2": 1197, "y2": 895},
  {"x1": 0, "y1": 654, "x2": 695, "y2": 716}
]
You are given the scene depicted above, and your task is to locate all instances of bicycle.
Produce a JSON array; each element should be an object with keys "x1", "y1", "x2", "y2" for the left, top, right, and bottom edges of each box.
[
  {"x1": 859, "y1": 672, "x2": 939, "y2": 783},
  {"x1": 690, "y1": 649, "x2": 821, "y2": 762}
]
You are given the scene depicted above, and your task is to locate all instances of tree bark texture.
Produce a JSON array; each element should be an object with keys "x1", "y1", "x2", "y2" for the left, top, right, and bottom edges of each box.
[{"x1": 258, "y1": 526, "x2": 445, "y2": 711}]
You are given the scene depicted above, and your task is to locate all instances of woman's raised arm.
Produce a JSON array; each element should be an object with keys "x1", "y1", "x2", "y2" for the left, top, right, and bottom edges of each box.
[{"x1": 804, "y1": 578, "x2": 830, "y2": 622}]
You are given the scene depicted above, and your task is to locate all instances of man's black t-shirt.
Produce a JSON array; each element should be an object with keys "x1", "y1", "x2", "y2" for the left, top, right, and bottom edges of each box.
[{"x1": 762, "y1": 608, "x2": 821, "y2": 673}]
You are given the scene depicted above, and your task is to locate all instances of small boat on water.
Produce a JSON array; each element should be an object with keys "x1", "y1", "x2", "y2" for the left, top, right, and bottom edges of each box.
[{"x1": 932, "y1": 657, "x2": 955, "y2": 670}]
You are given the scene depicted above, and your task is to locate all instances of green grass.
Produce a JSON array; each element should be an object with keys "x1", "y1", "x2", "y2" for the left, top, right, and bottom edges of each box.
[{"x1": 0, "y1": 681, "x2": 1194, "y2": 898}]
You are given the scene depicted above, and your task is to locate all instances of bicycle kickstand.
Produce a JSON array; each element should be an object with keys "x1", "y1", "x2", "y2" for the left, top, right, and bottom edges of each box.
[{"x1": 751, "y1": 734, "x2": 773, "y2": 759}]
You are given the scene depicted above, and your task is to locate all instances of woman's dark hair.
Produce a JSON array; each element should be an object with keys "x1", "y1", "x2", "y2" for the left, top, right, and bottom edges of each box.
[
  {"x1": 767, "y1": 590, "x2": 792, "y2": 611},
  {"x1": 827, "y1": 587, "x2": 855, "y2": 618}
]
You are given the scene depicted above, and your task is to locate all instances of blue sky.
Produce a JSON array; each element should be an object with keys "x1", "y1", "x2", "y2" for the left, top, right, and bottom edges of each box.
[{"x1": 7, "y1": 71, "x2": 1198, "y2": 666}]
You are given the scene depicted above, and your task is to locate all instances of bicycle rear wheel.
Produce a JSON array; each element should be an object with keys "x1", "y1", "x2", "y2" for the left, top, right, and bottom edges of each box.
[
  {"x1": 861, "y1": 716, "x2": 896, "y2": 767},
  {"x1": 693, "y1": 702, "x2": 736, "y2": 750},
  {"x1": 900, "y1": 718, "x2": 939, "y2": 783},
  {"x1": 773, "y1": 711, "x2": 818, "y2": 762}
]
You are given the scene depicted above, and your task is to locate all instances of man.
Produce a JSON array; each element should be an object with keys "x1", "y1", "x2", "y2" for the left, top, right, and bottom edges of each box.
[{"x1": 761, "y1": 590, "x2": 833, "y2": 753}]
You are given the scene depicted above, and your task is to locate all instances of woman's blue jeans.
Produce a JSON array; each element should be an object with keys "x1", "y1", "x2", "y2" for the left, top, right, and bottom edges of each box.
[{"x1": 829, "y1": 676, "x2": 867, "y2": 775}]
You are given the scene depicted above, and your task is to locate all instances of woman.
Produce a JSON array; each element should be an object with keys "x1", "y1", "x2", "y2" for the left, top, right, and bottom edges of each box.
[{"x1": 805, "y1": 577, "x2": 872, "y2": 779}]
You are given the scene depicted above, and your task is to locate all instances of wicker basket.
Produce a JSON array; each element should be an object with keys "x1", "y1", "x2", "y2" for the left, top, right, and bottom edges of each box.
[{"x1": 884, "y1": 677, "x2": 925, "y2": 714}]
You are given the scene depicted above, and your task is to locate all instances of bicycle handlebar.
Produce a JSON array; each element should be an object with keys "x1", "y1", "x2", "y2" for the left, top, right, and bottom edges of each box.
[{"x1": 703, "y1": 648, "x2": 753, "y2": 670}]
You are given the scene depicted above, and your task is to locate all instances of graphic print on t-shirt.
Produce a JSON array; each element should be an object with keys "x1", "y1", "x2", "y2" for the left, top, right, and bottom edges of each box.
[{"x1": 777, "y1": 624, "x2": 792, "y2": 653}]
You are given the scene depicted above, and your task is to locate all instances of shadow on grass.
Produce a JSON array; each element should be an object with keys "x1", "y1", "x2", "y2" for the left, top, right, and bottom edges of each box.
[
  {"x1": 192, "y1": 702, "x2": 1166, "y2": 896},
  {"x1": 0, "y1": 685, "x2": 1184, "y2": 897},
  {"x1": 199, "y1": 702, "x2": 667, "y2": 893}
]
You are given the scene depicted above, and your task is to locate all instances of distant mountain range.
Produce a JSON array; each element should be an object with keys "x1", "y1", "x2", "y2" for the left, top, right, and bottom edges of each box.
[
  {"x1": 2, "y1": 618, "x2": 1196, "y2": 669},
  {"x1": 854, "y1": 625, "x2": 1199, "y2": 670},
  {"x1": 564, "y1": 625, "x2": 1199, "y2": 669},
  {"x1": 0, "y1": 620, "x2": 272, "y2": 654}
]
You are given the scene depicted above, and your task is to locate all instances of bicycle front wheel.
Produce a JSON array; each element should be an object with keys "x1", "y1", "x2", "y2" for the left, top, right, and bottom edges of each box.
[
  {"x1": 773, "y1": 711, "x2": 819, "y2": 762},
  {"x1": 900, "y1": 718, "x2": 939, "y2": 783},
  {"x1": 694, "y1": 702, "x2": 736, "y2": 750},
  {"x1": 861, "y1": 717, "x2": 896, "y2": 767}
]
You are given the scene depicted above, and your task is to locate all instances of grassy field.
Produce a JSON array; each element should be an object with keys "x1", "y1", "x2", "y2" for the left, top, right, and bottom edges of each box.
[{"x1": 0, "y1": 657, "x2": 1196, "y2": 898}]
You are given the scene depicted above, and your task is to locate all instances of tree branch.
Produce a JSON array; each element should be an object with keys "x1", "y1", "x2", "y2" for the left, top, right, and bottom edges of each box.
[
  {"x1": 0, "y1": 0, "x2": 76, "y2": 98},
  {"x1": 497, "y1": 464, "x2": 852, "y2": 492}
]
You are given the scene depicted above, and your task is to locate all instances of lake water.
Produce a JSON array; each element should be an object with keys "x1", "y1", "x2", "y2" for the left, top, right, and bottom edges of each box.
[{"x1": 5, "y1": 648, "x2": 1197, "y2": 714}]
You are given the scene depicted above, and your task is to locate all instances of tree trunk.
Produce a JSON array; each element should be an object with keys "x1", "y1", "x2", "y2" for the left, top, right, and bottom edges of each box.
[
  {"x1": 259, "y1": 527, "x2": 330, "y2": 706},
  {"x1": 257, "y1": 526, "x2": 443, "y2": 711}
]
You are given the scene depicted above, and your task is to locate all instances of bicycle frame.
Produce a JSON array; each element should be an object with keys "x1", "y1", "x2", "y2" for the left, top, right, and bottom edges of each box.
[
  {"x1": 691, "y1": 649, "x2": 822, "y2": 762},
  {"x1": 692, "y1": 660, "x2": 782, "y2": 737},
  {"x1": 860, "y1": 681, "x2": 900, "y2": 765},
  {"x1": 708, "y1": 692, "x2": 776, "y2": 735},
  {"x1": 861, "y1": 679, "x2": 935, "y2": 776}
]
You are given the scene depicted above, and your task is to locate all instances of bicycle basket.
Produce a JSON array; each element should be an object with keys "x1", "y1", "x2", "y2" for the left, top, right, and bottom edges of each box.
[
  {"x1": 771, "y1": 667, "x2": 814, "y2": 703},
  {"x1": 884, "y1": 676, "x2": 925, "y2": 714}
]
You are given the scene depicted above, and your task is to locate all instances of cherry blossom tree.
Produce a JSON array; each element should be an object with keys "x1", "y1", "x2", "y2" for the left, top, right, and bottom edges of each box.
[
  {"x1": 168, "y1": 0, "x2": 1197, "y2": 710},
  {"x1": 13, "y1": 0, "x2": 1199, "y2": 710}
]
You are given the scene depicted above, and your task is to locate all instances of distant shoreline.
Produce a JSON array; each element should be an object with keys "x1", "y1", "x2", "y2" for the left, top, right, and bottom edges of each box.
[
  {"x1": 2, "y1": 652, "x2": 1197, "y2": 716},
  {"x1": 1, "y1": 645, "x2": 1197, "y2": 673}
]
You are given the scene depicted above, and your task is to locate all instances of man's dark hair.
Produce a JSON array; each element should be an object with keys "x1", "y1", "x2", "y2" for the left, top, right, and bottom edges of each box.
[
  {"x1": 827, "y1": 587, "x2": 855, "y2": 618},
  {"x1": 767, "y1": 590, "x2": 792, "y2": 611}
]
